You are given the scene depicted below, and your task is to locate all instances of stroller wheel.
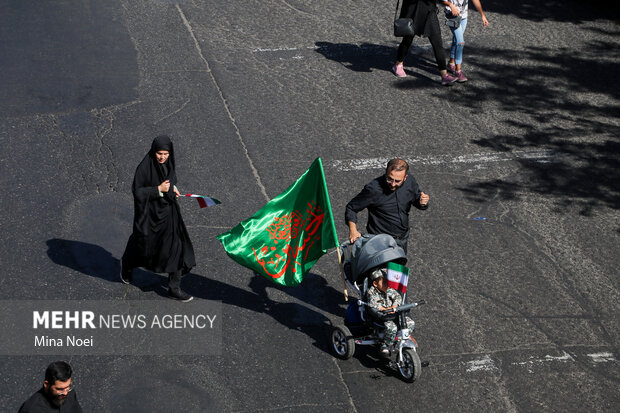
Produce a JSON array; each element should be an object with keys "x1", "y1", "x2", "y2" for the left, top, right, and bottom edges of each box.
[
  {"x1": 398, "y1": 348, "x2": 422, "y2": 382},
  {"x1": 331, "y1": 325, "x2": 355, "y2": 360}
]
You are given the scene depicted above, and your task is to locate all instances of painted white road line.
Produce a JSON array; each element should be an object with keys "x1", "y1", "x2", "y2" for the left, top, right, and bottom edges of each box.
[
  {"x1": 252, "y1": 46, "x2": 316, "y2": 53},
  {"x1": 251, "y1": 44, "x2": 433, "y2": 55},
  {"x1": 466, "y1": 355, "x2": 498, "y2": 372},
  {"x1": 331, "y1": 150, "x2": 558, "y2": 171},
  {"x1": 587, "y1": 352, "x2": 615, "y2": 363},
  {"x1": 511, "y1": 351, "x2": 575, "y2": 368},
  {"x1": 465, "y1": 351, "x2": 616, "y2": 374}
]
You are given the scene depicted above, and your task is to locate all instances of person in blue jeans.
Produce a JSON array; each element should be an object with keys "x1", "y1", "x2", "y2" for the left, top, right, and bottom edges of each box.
[
  {"x1": 443, "y1": 0, "x2": 489, "y2": 82},
  {"x1": 392, "y1": 0, "x2": 459, "y2": 86}
]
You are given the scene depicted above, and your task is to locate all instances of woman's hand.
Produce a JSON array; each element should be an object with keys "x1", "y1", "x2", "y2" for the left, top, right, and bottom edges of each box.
[
  {"x1": 158, "y1": 180, "x2": 170, "y2": 193},
  {"x1": 173, "y1": 187, "x2": 180, "y2": 199}
]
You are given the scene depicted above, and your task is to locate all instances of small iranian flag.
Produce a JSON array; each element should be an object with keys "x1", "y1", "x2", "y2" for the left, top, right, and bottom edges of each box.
[
  {"x1": 184, "y1": 194, "x2": 221, "y2": 208},
  {"x1": 387, "y1": 262, "x2": 409, "y2": 294}
]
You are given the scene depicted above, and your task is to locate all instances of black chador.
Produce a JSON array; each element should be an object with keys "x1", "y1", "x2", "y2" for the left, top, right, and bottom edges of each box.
[{"x1": 121, "y1": 135, "x2": 195, "y2": 301}]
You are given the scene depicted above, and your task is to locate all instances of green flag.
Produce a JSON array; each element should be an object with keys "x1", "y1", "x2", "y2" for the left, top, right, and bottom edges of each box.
[{"x1": 217, "y1": 158, "x2": 339, "y2": 286}]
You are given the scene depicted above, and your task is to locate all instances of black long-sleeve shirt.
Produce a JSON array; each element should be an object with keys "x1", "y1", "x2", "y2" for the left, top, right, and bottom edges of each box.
[
  {"x1": 19, "y1": 388, "x2": 83, "y2": 413},
  {"x1": 345, "y1": 175, "x2": 428, "y2": 239}
]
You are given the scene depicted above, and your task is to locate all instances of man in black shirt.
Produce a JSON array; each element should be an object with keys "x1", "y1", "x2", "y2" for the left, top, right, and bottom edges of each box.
[
  {"x1": 19, "y1": 361, "x2": 83, "y2": 413},
  {"x1": 345, "y1": 158, "x2": 429, "y2": 254}
]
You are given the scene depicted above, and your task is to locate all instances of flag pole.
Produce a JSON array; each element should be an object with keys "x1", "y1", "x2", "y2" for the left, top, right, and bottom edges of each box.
[{"x1": 336, "y1": 246, "x2": 348, "y2": 302}]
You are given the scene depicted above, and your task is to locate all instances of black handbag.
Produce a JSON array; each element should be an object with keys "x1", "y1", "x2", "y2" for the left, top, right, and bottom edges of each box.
[
  {"x1": 394, "y1": 0, "x2": 415, "y2": 37},
  {"x1": 445, "y1": 14, "x2": 462, "y2": 29}
]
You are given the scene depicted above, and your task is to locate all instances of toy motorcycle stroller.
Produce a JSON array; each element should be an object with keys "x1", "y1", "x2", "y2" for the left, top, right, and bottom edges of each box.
[{"x1": 330, "y1": 234, "x2": 425, "y2": 382}]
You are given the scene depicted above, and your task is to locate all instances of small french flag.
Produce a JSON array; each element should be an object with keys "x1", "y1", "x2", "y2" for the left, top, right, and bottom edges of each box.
[
  {"x1": 184, "y1": 193, "x2": 221, "y2": 209},
  {"x1": 386, "y1": 262, "x2": 409, "y2": 294}
]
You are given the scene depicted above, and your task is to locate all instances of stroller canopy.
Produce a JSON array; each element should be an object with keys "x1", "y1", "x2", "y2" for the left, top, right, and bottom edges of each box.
[{"x1": 343, "y1": 234, "x2": 407, "y2": 284}]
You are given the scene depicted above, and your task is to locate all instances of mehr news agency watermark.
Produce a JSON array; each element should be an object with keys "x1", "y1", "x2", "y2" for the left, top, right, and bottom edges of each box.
[{"x1": 0, "y1": 300, "x2": 222, "y2": 355}]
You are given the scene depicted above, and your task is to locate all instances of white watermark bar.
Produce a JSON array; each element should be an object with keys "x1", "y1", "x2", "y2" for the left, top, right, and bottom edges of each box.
[{"x1": 0, "y1": 300, "x2": 221, "y2": 356}]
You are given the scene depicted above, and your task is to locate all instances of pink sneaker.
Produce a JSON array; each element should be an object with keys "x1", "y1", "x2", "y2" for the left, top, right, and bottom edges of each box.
[
  {"x1": 392, "y1": 64, "x2": 406, "y2": 78},
  {"x1": 455, "y1": 70, "x2": 468, "y2": 82},
  {"x1": 441, "y1": 73, "x2": 458, "y2": 86}
]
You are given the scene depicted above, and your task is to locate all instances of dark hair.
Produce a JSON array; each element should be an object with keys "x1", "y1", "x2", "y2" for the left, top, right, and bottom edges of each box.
[
  {"x1": 386, "y1": 158, "x2": 409, "y2": 174},
  {"x1": 45, "y1": 361, "x2": 72, "y2": 384}
]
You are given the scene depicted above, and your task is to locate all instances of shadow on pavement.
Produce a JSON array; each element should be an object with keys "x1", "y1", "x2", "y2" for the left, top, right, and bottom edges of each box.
[
  {"x1": 183, "y1": 271, "x2": 347, "y2": 354},
  {"x1": 316, "y1": 2, "x2": 619, "y2": 219},
  {"x1": 348, "y1": 345, "x2": 417, "y2": 382},
  {"x1": 314, "y1": 42, "x2": 394, "y2": 73},
  {"x1": 46, "y1": 238, "x2": 166, "y2": 295},
  {"x1": 46, "y1": 238, "x2": 346, "y2": 353},
  {"x1": 314, "y1": 41, "x2": 439, "y2": 82},
  {"x1": 445, "y1": 41, "x2": 620, "y2": 216},
  {"x1": 484, "y1": 0, "x2": 620, "y2": 22}
]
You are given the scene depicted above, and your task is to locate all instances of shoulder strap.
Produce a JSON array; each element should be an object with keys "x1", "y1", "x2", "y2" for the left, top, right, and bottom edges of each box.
[{"x1": 395, "y1": 0, "x2": 401, "y2": 20}]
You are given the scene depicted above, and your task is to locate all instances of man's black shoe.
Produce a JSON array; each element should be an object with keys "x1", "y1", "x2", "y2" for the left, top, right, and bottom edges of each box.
[{"x1": 168, "y1": 288, "x2": 193, "y2": 302}]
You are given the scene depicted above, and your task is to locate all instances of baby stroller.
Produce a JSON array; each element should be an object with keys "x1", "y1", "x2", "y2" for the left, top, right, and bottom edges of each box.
[{"x1": 331, "y1": 234, "x2": 425, "y2": 382}]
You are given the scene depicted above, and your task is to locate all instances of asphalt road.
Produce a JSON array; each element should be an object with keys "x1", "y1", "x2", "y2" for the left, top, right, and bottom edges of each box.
[{"x1": 1, "y1": 0, "x2": 618, "y2": 412}]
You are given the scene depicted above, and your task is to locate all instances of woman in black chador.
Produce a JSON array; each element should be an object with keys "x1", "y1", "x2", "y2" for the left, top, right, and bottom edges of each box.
[{"x1": 121, "y1": 135, "x2": 196, "y2": 302}]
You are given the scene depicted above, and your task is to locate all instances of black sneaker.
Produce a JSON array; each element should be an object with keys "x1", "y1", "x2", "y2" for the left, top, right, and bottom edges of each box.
[
  {"x1": 168, "y1": 288, "x2": 193, "y2": 302},
  {"x1": 120, "y1": 263, "x2": 132, "y2": 285}
]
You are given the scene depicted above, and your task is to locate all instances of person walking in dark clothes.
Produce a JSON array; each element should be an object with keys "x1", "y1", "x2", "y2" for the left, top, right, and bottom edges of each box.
[
  {"x1": 392, "y1": 0, "x2": 458, "y2": 85},
  {"x1": 345, "y1": 158, "x2": 429, "y2": 255},
  {"x1": 121, "y1": 135, "x2": 196, "y2": 302},
  {"x1": 19, "y1": 361, "x2": 83, "y2": 413}
]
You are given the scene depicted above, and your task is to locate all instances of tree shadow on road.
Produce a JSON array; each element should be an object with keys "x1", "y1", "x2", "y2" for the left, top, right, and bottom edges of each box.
[
  {"x1": 324, "y1": 34, "x2": 620, "y2": 216},
  {"x1": 441, "y1": 40, "x2": 620, "y2": 217},
  {"x1": 484, "y1": 0, "x2": 620, "y2": 23}
]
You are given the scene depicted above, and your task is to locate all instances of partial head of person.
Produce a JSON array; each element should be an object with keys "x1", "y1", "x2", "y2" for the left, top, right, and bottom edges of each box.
[
  {"x1": 384, "y1": 158, "x2": 409, "y2": 191},
  {"x1": 369, "y1": 268, "x2": 388, "y2": 292},
  {"x1": 150, "y1": 135, "x2": 173, "y2": 165},
  {"x1": 43, "y1": 361, "x2": 73, "y2": 408}
]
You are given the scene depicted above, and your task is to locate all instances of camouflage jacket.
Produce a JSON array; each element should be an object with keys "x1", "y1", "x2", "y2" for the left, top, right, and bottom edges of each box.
[{"x1": 366, "y1": 286, "x2": 402, "y2": 311}]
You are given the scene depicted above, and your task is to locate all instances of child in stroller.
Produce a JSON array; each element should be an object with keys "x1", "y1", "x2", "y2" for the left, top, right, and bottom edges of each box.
[
  {"x1": 366, "y1": 268, "x2": 415, "y2": 357},
  {"x1": 331, "y1": 234, "x2": 425, "y2": 382}
]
